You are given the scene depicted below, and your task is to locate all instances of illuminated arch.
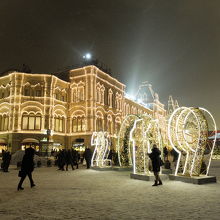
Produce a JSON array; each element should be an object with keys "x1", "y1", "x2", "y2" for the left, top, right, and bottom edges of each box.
[
  {"x1": 21, "y1": 105, "x2": 43, "y2": 115},
  {"x1": 130, "y1": 115, "x2": 163, "y2": 175},
  {"x1": 117, "y1": 114, "x2": 139, "y2": 166}
]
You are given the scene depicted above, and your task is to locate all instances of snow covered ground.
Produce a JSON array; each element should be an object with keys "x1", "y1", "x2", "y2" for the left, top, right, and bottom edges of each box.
[{"x1": 0, "y1": 161, "x2": 220, "y2": 220}]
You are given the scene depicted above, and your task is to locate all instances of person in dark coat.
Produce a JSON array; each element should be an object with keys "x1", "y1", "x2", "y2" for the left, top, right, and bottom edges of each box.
[
  {"x1": 163, "y1": 146, "x2": 168, "y2": 161},
  {"x1": 148, "y1": 144, "x2": 163, "y2": 186},
  {"x1": 72, "y1": 149, "x2": 79, "y2": 169},
  {"x1": 17, "y1": 147, "x2": 36, "y2": 190},
  {"x1": 2, "y1": 150, "x2": 11, "y2": 172},
  {"x1": 65, "y1": 149, "x2": 75, "y2": 171},
  {"x1": 84, "y1": 147, "x2": 92, "y2": 169},
  {"x1": 57, "y1": 150, "x2": 65, "y2": 171}
]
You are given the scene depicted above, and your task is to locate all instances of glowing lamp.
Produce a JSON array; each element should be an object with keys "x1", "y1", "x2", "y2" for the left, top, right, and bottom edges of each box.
[{"x1": 83, "y1": 53, "x2": 92, "y2": 60}]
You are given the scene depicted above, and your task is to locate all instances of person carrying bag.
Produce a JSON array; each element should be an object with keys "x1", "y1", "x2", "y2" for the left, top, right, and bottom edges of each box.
[{"x1": 17, "y1": 147, "x2": 36, "y2": 191}]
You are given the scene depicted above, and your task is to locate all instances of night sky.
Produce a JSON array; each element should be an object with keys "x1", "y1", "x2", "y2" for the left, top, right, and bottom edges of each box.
[{"x1": 0, "y1": 0, "x2": 219, "y2": 127}]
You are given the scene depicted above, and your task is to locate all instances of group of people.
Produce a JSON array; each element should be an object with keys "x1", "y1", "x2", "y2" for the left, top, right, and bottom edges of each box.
[
  {"x1": 15, "y1": 144, "x2": 171, "y2": 190},
  {"x1": 56, "y1": 149, "x2": 80, "y2": 171},
  {"x1": 17, "y1": 146, "x2": 93, "y2": 190},
  {"x1": 55, "y1": 147, "x2": 93, "y2": 171},
  {"x1": 1, "y1": 150, "x2": 11, "y2": 172}
]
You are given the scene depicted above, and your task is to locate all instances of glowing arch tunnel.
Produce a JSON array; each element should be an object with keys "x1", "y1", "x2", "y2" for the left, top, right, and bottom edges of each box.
[{"x1": 117, "y1": 114, "x2": 163, "y2": 175}]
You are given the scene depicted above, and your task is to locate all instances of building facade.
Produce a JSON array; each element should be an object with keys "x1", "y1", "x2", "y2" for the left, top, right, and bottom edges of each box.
[{"x1": 0, "y1": 65, "x2": 166, "y2": 153}]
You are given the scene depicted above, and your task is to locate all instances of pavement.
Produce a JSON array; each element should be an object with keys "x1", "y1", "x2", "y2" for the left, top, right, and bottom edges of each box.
[{"x1": 0, "y1": 161, "x2": 220, "y2": 220}]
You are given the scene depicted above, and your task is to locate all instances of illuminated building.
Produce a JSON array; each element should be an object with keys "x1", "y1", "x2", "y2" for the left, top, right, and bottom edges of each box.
[{"x1": 0, "y1": 65, "x2": 166, "y2": 153}]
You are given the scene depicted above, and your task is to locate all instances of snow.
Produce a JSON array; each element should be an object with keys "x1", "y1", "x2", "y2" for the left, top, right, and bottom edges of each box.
[{"x1": 0, "y1": 161, "x2": 220, "y2": 220}]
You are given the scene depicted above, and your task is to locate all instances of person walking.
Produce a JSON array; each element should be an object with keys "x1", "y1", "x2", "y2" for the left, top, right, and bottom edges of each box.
[
  {"x1": 2, "y1": 150, "x2": 11, "y2": 172},
  {"x1": 148, "y1": 144, "x2": 163, "y2": 186},
  {"x1": 17, "y1": 147, "x2": 36, "y2": 191},
  {"x1": 84, "y1": 147, "x2": 92, "y2": 169},
  {"x1": 65, "y1": 149, "x2": 75, "y2": 171}
]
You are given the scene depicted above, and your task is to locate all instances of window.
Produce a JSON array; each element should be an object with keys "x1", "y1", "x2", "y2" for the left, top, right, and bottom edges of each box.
[
  {"x1": 100, "y1": 87, "x2": 105, "y2": 104},
  {"x1": 78, "y1": 87, "x2": 84, "y2": 101},
  {"x1": 24, "y1": 88, "x2": 30, "y2": 96},
  {"x1": 35, "y1": 90, "x2": 42, "y2": 97},
  {"x1": 96, "y1": 117, "x2": 103, "y2": 131},
  {"x1": 73, "y1": 88, "x2": 77, "y2": 102},
  {"x1": 116, "y1": 122, "x2": 121, "y2": 133},
  {"x1": 108, "y1": 89, "x2": 113, "y2": 107},
  {"x1": 61, "y1": 95, "x2": 65, "y2": 102},
  {"x1": 72, "y1": 116, "x2": 85, "y2": 132},
  {"x1": 0, "y1": 115, "x2": 9, "y2": 131},
  {"x1": 107, "y1": 120, "x2": 112, "y2": 134},
  {"x1": 96, "y1": 87, "x2": 100, "y2": 103},
  {"x1": 54, "y1": 116, "x2": 65, "y2": 132},
  {"x1": 22, "y1": 113, "x2": 41, "y2": 130}
]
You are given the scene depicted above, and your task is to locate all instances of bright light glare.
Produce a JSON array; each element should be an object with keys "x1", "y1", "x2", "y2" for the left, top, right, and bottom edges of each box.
[
  {"x1": 125, "y1": 93, "x2": 135, "y2": 100},
  {"x1": 83, "y1": 53, "x2": 92, "y2": 60}
]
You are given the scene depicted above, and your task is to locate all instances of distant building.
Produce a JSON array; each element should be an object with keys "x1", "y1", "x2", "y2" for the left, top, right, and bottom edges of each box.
[{"x1": 0, "y1": 65, "x2": 166, "y2": 153}]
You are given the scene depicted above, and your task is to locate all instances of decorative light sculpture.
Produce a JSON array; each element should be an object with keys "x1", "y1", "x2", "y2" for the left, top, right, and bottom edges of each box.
[
  {"x1": 130, "y1": 114, "x2": 163, "y2": 175},
  {"x1": 91, "y1": 132, "x2": 111, "y2": 167},
  {"x1": 117, "y1": 114, "x2": 139, "y2": 167},
  {"x1": 168, "y1": 107, "x2": 217, "y2": 176}
]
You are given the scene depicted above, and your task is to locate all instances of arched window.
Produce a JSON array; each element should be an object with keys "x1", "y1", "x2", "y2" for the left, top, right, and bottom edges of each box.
[
  {"x1": 115, "y1": 117, "x2": 121, "y2": 133},
  {"x1": 96, "y1": 86, "x2": 100, "y2": 103},
  {"x1": 73, "y1": 88, "x2": 77, "y2": 102},
  {"x1": 5, "y1": 87, "x2": 10, "y2": 97},
  {"x1": 100, "y1": 86, "x2": 105, "y2": 104},
  {"x1": 24, "y1": 85, "x2": 31, "y2": 96},
  {"x1": 72, "y1": 116, "x2": 85, "y2": 132},
  {"x1": 0, "y1": 114, "x2": 9, "y2": 131},
  {"x1": 78, "y1": 86, "x2": 84, "y2": 101},
  {"x1": 96, "y1": 118, "x2": 103, "y2": 131},
  {"x1": 108, "y1": 89, "x2": 113, "y2": 107},
  {"x1": 107, "y1": 115, "x2": 113, "y2": 134},
  {"x1": 35, "y1": 85, "x2": 42, "y2": 97},
  {"x1": 54, "y1": 115, "x2": 65, "y2": 132},
  {"x1": 96, "y1": 112, "x2": 103, "y2": 131},
  {"x1": 61, "y1": 92, "x2": 66, "y2": 102},
  {"x1": 22, "y1": 113, "x2": 41, "y2": 130}
]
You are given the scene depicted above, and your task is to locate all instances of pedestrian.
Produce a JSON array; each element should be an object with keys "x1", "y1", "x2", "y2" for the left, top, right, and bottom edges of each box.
[
  {"x1": 72, "y1": 149, "x2": 79, "y2": 169},
  {"x1": 84, "y1": 147, "x2": 92, "y2": 169},
  {"x1": 2, "y1": 150, "x2": 11, "y2": 172},
  {"x1": 17, "y1": 147, "x2": 36, "y2": 191},
  {"x1": 148, "y1": 144, "x2": 163, "y2": 186},
  {"x1": 163, "y1": 146, "x2": 168, "y2": 161},
  {"x1": 57, "y1": 150, "x2": 65, "y2": 171},
  {"x1": 65, "y1": 149, "x2": 74, "y2": 171}
]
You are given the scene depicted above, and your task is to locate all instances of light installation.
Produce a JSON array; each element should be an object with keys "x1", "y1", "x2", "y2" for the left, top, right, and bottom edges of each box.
[
  {"x1": 168, "y1": 107, "x2": 217, "y2": 176},
  {"x1": 117, "y1": 113, "x2": 163, "y2": 175},
  {"x1": 117, "y1": 114, "x2": 139, "y2": 167},
  {"x1": 91, "y1": 131, "x2": 111, "y2": 167},
  {"x1": 129, "y1": 114, "x2": 163, "y2": 175}
]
